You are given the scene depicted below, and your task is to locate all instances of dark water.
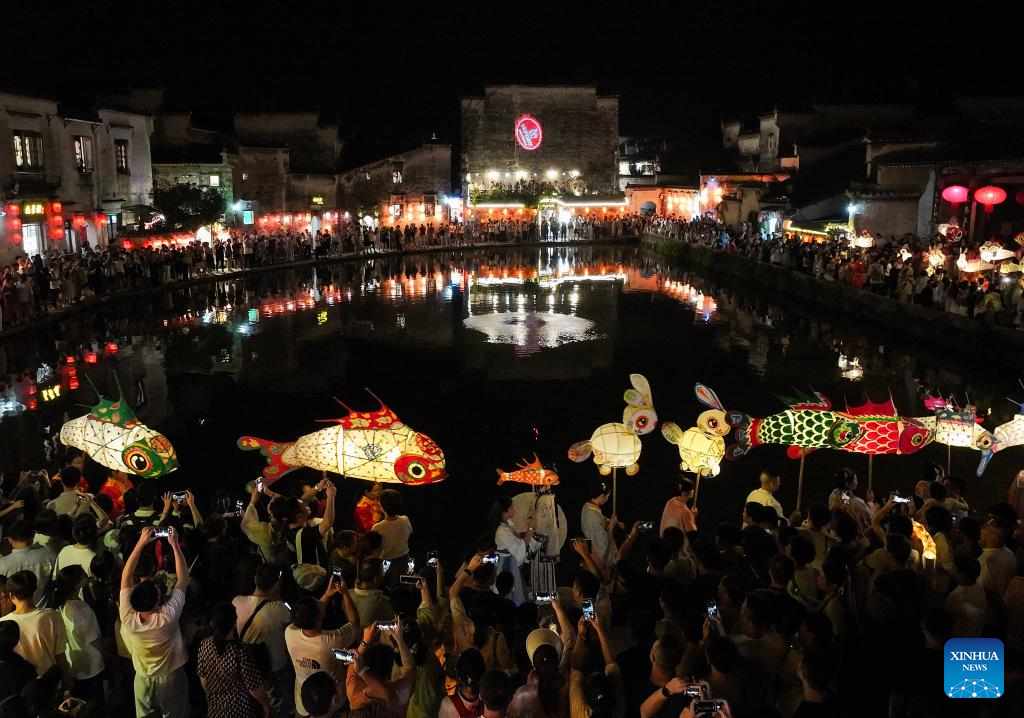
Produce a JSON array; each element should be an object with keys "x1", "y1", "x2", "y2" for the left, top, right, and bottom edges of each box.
[{"x1": 2, "y1": 244, "x2": 1020, "y2": 554}]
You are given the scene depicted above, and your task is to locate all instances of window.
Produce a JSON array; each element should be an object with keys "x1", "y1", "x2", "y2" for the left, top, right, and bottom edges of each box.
[
  {"x1": 114, "y1": 140, "x2": 130, "y2": 173},
  {"x1": 241, "y1": 172, "x2": 249, "y2": 181},
  {"x1": 392, "y1": 170, "x2": 403, "y2": 184},
  {"x1": 73, "y1": 136, "x2": 94, "y2": 172},
  {"x1": 767, "y1": 134, "x2": 777, "y2": 153},
  {"x1": 619, "y1": 161, "x2": 631, "y2": 176},
  {"x1": 12, "y1": 132, "x2": 44, "y2": 170},
  {"x1": 208, "y1": 174, "x2": 220, "y2": 187}
]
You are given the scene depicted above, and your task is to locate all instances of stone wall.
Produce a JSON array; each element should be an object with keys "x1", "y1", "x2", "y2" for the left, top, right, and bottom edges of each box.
[
  {"x1": 461, "y1": 86, "x2": 618, "y2": 192},
  {"x1": 338, "y1": 144, "x2": 451, "y2": 215}
]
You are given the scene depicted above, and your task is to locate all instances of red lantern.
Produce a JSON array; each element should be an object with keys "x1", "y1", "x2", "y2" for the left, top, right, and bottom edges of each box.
[
  {"x1": 104, "y1": 341, "x2": 119, "y2": 355},
  {"x1": 942, "y1": 185, "x2": 969, "y2": 204},
  {"x1": 975, "y1": 186, "x2": 1007, "y2": 213},
  {"x1": 83, "y1": 351, "x2": 98, "y2": 364},
  {"x1": 64, "y1": 355, "x2": 76, "y2": 366},
  {"x1": 50, "y1": 202, "x2": 62, "y2": 214}
]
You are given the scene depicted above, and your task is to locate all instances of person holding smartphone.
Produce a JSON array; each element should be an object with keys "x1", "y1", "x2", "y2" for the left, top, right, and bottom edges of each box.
[
  {"x1": 660, "y1": 478, "x2": 697, "y2": 536},
  {"x1": 118, "y1": 526, "x2": 191, "y2": 718},
  {"x1": 345, "y1": 619, "x2": 414, "y2": 717}
]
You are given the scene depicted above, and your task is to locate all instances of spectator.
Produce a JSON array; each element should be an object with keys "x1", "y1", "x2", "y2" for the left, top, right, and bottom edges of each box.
[
  {"x1": 118, "y1": 527, "x2": 191, "y2": 718},
  {"x1": 371, "y1": 489, "x2": 413, "y2": 586},
  {"x1": 0, "y1": 571, "x2": 68, "y2": 679},
  {"x1": 233, "y1": 563, "x2": 294, "y2": 715},
  {"x1": 745, "y1": 471, "x2": 784, "y2": 521},
  {"x1": 439, "y1": 647, "x2": 486, "y2": 718},
  {"x1": 659, "y1": 478, "x2": 697, "y2": 535},
  {"x1": 0, "y1": 519, "x2": 54, "y2": 605},
  {"x1": 49, "y1": 565, "x2": 105, "y2": 706},
  {"x1": 197, "y1": 602, "x2": 272, "y2": 718},
  {"x1": 55, "y1": 514, "x2": 99, "y2": 576}
]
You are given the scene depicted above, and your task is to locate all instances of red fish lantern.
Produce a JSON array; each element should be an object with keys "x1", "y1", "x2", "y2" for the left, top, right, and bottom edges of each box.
[
  {"x1": 975, "y1": 186, "x2": 1007, "y2": 213},
  {"x1": 941, "y1": 185, "x2": 969, "y2": 205}
]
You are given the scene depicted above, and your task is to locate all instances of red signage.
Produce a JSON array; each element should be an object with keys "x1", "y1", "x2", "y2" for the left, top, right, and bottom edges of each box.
[{"x1": 514, "y1": 114, "x2": 543, "y2": 151}]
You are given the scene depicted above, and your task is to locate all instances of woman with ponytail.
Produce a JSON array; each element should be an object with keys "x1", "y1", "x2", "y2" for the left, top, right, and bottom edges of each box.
[
  {"x1": 509, "y1": 628, "x2": 569, "y2": 718},
  {"x1": 197, "y1": 602, "x2": 271, "y2": 718}
]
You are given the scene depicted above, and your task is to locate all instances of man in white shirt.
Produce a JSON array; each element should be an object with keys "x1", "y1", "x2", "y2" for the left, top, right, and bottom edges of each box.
[
  {"x1": 745, "y1": 471, "x2": 784, "y2": 521},
  {"x1": 285, "y1": 579, "x2": 359, "y2": 717},
  {"x1": 46, "y1": 467, "x2": 91, "y2": 517},
  {"x1": 0, "y1": 520, "x2": 54, "y2": 605},
  {"x1": 979, "y1": 524, "x2": 1017, "y2": 598},
  {"x1": 234, "y1": 563, "x2": 294, "y2": 715},
  {"x1": 55, "y1": 515, "x2": 99, "y2": 577},
  {"x1": 119, "y1": 526, "x2": 190, "y2": 718},
  {"x1": 0, "y1": 571, "x2": 68, "y2": 679}
]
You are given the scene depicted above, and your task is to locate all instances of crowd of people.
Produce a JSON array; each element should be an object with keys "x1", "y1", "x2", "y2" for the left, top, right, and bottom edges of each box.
[
  {"x1": 0, "y1": 441, "x2": 1021, "y2": 718},
  {"x1": 0, "y1": 216, "x2": 647, "y2": 332},
  {"x1": 644, "y1": 215, "x2": 1024, "y2": 327}
]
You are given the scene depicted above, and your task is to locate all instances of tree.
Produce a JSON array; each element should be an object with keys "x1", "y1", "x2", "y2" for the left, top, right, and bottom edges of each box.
[{"x1": 153, "y1": 184, "x2": 226, "y2": 232}]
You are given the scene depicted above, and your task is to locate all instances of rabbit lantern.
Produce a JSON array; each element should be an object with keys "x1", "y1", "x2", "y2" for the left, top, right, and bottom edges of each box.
[
  {"x1": 662, "y1": 384, "x2": 730, "y2": 477},
  {"x1": 568, "y1": 374, "x2": 657, "y2": 476}
]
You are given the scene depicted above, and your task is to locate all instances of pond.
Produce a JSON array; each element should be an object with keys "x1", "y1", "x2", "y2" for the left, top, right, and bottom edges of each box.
[{"x1": 2, "y1": 244, "x2": 1019, "y2": 555}]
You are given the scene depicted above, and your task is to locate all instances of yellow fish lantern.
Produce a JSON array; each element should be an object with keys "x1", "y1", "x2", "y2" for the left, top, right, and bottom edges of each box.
[
  {"x1": 568, "y1": 374, "x2": 657, "y2": 476},
  {"x1": 661, "y1": 384, "x2": 730, "y2": 477},
  {"x1": 238, "y1": 393, "x2": 446, "y2": 486}
]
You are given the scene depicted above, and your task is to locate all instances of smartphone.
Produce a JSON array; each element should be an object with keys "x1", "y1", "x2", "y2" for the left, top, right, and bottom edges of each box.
[
  {"x1": 841, "y1": 493, "x2": 851, "y2": 505},
  {"x1": 889, "y1": 492, "x2": 911, "y2": 504},
  {"x1": 76, "y1": 493, "x2": 92, "y2": 503},
  {"x1": 406, "y1": 557, "x2": 416, "y2": 573},
  {"x1": 582, "y1": 598, "x2": 595, "y2": 622},
  {"x1": 706, "y1": 601, "x2": 720, "y2": 622},
  {"x1": 382, "y1": 559, "x2": 391, "y2": 574},
  {"x1": 376, "y1": 620, "x2": 398, "y2": 631},
  {"x1": 172, "y1": 491, "x2": 188, "y2": 502},
  {"x1": 637, "y1": 520, "x2": 655, "y2": 531},
  {"x1": 399, "y1": 574, "x2": 420, "y2": 585},
  {"x1": 693, "y1": 700, "x2": 728, "y2": 717},
  {"x1": 426, "y1": 550, "x2": 439, "y2": 567},
  {"x1": 332, "y1": 568, "x2": 345, "y2": 583},
  {"x1": 535, "y1": 592, "x2": 554, "y2": 604},
  {"x1": 283, "y1": 602, "x2": 292, "y2": 611},
  {"x1": 685, "y1": 680, "x2": 711, "y2": 699},
  {"x1": 332, "y1": 648, "x2": 357, "y2": 664},
  {"x1": 153, "y1": 527, "x2": 172, "y2": 539},
  {"x1": 482, "y1": 553, "x2": 499, "y2": 564},
  {"x1": 256, "y1": 478, "x2": 265, "y2": 493}
]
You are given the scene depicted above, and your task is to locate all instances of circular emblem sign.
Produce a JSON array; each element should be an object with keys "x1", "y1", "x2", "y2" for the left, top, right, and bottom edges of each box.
[{"x1": 514, "y1": 114, "x2": 543, "y2": 151}]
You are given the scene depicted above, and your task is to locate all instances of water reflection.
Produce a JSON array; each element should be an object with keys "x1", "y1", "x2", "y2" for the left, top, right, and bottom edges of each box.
[{"x1": 1, "y1": 245, "x2": 1021, "y2": 490}]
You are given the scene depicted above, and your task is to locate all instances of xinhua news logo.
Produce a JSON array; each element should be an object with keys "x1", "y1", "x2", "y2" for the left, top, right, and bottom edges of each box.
[{"x1": 945, "y1": 638, "x2": 1004, "y2": 699}]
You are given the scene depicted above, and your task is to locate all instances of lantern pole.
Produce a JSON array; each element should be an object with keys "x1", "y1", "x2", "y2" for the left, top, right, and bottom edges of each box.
[
  {"x1": 796, "y1": 451, "x2": 807, "y2": 514},
  {"x1": 692, "y1": 472, "x2": 702, "y2": 510},
  {"x1": 947, "y1": 442, "x2": 951, "y2": 476},
  {"x1": 611, "y1": 466, "x2": 618, "y2": 516},
  {"x1": 868, "y1": 454, "x2": 874, "y2": 496}
]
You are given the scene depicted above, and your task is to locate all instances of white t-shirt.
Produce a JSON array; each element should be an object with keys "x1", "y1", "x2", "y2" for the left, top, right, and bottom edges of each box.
[
  {"x1": 233, "y1": 595, "x2": 292, "y2": 672},
  {"x1": 56, "y1": 544, "x2": 97, "y2": 577},
  {"x1": 285, "y1": 623, "x2": 357, "y2": 717},
  {"x1": 371, "y1": 516, "x2": 413, "y2": 560},
  {"x1": 118, "y1": 586, "x2": 188, "y2": 677},
  {"x1": 0, "y1": 545, "x2": 55, "y2": 604},
  {"x1": 0, "y1": 608, "x2": 67, "y2": 676},
  {"x1": 746, "y1": 488, "x2": 784, "y2": 519},
  {"x1": 59, "y1": 600, "x2": 104, "y2": 679}
]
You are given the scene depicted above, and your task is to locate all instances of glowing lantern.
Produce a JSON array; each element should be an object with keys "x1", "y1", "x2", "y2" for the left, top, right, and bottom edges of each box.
[
  {"x1": 979, "y1": 241, "x2": 1015, "y2": 263},
  {"x1": 941, "y1": 185, "x2": 969, "y2": 205},
  {"x1": 974, "y1": 186, "x2": 1007, "y2": 213},
  {"x1": 238, "y1": 392, "x2": 446, "y2": 485},
  {"x1": 61, "y1": 393, "x2": 178, "y2": 477},
  {"x1": 956, "y1": 251, "x2": 994, "y2": 273},
  {"x1": 568, "y1": 374, "x2": 657, "y2": 476},
  {"x1": 83, "y1": 351, "x2": 98, "y2": 364},
  {"x1": 660, "y1": 385, "x2": 730, "y2": 477},
  {"x1": 927, "y1": 248, "x2": 946, "y2": 268},
  {"x1": 104, "y1": 341, "x2": 120, "y2": 355}
]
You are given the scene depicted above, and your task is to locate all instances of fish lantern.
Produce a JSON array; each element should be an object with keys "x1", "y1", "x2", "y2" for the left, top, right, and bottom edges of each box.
[
  {"x1": 496, "y1": 455, "x2": 559, "y2": 487},
  {"x1": 974, "y1": 186, "x2": 1007, "y2": 213},
  {"x1": 730, "y1": 394, "x2": 934, "y2": 458},
  {"x1": 661, "y1": 384, "x2": 730, "y2": 477},
  {"x1": 60, "y1": 392, "x2": 178, "y2": 478},
  {"x1": 979, "y1": 241, "x2": 1015, "y2": 263},
  {"x1": 569, "y1": 374, "x2": 656, "y2": 476},
  {"x1": 916, "y1": 408, "x2": 997, "y2": 474},
  {"x1": 239, "y1": 391, "x2": 446, "y2": 486},
  {"x1": 941, "y1": 185, "x2": 969, "y2": 205}
]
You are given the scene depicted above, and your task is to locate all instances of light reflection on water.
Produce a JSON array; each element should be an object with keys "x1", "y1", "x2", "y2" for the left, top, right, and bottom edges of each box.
[{"x1": 2, "y1": 244, "x2": 1022, "y2": 517}]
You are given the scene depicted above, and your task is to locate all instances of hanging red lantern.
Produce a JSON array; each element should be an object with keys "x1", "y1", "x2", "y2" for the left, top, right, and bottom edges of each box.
[
  {"x1": 1016, "y1": 190, "x2": 1024, "y2": 206},
  {"x1": 83, "y1": 351, "x2": 98, "y2": 364},
  {"x1": 942, "y1": 185, "x2": 969, "y2": 204},
  {"x1": 974, "y1": 186, "x2": 1007, "y2": 213},
  {"x1": 104, "y1": 341, "x2": 119, "y2": 355}
]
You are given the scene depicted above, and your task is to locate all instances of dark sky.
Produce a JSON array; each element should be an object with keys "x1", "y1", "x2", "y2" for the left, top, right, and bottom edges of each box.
[{"x1": 5, "y1": 1, "x2": 1020, "y2": 163}]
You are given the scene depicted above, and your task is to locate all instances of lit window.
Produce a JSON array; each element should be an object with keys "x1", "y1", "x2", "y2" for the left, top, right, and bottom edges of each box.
[
  {"x1": 619, "y1": 161, "x2": 631, "y2": 176},
  {"x1": 73, "y1": 136, "x2": 94, "y2": 172},
  {"x1": 209, "y1": 174, "x2": 220, "y2": 187},
  {"x1": 242, "y1": 172, "x2": 249, "y2": 181},
  {"x1": 392, "y1": 170, "x2": 403, "y2": 184},
  {"x1": 115, "y1": 140, "x2": 130, "y2": 174},
  {"x1": 12, "y1": 132, "x2": 44, "y2": 170}
]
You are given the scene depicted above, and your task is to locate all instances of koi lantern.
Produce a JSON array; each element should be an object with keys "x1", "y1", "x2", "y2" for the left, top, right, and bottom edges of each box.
[
  {"x1": 941, "y1": 185, "x2": 969, "y2": 205},
  {"x1": 974, "y1": 186, "x2": 1007, "y2": 213}
]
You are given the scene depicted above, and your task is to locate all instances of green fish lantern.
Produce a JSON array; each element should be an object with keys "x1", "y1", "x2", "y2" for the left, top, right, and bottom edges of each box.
[{"x1": 59, "y1": 395, "x2": 178, "y2": 478}]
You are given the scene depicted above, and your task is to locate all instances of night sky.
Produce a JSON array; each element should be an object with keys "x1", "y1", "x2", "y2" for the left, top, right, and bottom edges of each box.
[{"x1": 5, "y1": 1, "x2": 1021, "y2": 165}]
